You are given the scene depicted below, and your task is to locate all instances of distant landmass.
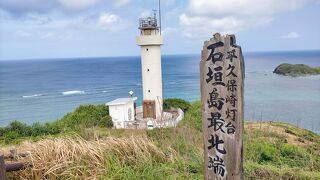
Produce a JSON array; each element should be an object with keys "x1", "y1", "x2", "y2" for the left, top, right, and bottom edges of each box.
[{"x1": 273, "y1": 63, "x2": 320, "y2": 77}]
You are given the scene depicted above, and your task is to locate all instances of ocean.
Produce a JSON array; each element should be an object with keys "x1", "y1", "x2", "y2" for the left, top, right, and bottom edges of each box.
[{"x1": 0, "y1": 51, "x2": 320, "y2": 133}]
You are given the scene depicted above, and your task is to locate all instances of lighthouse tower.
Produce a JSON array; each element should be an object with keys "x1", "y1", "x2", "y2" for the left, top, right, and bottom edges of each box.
[{"x1": 136, "y1": 13, "x2": 163, "y2": 119}]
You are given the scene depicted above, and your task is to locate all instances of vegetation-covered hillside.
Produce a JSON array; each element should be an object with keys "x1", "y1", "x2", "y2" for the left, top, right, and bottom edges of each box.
[
  {"x1": 273, "y1": 63, "x2": 320, "y2": 77},
  {"x1": 1, "y1": 100, "x2": 320, "y2": 179},
  {"x1": 0, "y1": 104, "x2": 112, "y2": 145}
]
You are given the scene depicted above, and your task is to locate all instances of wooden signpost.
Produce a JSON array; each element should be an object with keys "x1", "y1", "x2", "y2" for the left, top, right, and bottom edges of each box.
[{"x1": 200, "y1": 33, "x2": 244, "y2": 180}]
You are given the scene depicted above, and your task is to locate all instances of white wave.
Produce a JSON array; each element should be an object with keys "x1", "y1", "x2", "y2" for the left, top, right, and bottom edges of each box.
[
  {"x1": 102, "y1": 90, "x2": 108, "y2": 93},
  {"x1": 22, "y1": 94, "x2": 42, "y2": 98},
  {"x1": 62, "y1": 90, "x2": 85, "y2": 96}
]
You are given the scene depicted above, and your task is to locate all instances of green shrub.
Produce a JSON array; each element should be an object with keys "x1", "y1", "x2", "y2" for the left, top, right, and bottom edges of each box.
[
  {"x1": 179, "y1": 101, "x2": 202, "y2": 131},
  {"x1": 4, "y1": 131, "x2": 19, "y2": 144},
  {"x1": 260, "y1": 145, "x2": 277, "y2": 162},
  {"x1": 280, "y1": 144, "x2": 310, "y2": 167},
  {"x1": 0, "y1": 104, "x2": 109, "y2": 144},
  {"x1": 57, "y1": 104, "x2": 109, "y2": 128},
  {"x1": 7, "y1": 121, "x2": 32, "y2": 136},
  {"x1": 281, "y1": 144, "x2": 300, "y2": 157},
  {"x1": 99, "y1": 115, "x2": 113, "y2": 128},
  {"x1": 29, "y1": 122, "x2": 62, "y2": 136},
  {"x1": 0, "y1": 127, "x2": 4, "y2": 136},
  {"x1": 163, "y1": 98, "x2": 191, "y2": 112}
]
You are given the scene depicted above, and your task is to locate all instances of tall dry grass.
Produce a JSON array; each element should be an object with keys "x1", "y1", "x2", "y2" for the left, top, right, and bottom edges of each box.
[{"x1": 7, "y1": 135, "x2": 169, "y2": 179}]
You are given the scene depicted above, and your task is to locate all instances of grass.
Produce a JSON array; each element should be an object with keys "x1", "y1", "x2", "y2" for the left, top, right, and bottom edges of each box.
[
  {"x1": 2, "y1": 100, "x2": 320, "y2": 179},
  {"x1": 6, "y1": 136, "x2": 168, "y2": 179}
]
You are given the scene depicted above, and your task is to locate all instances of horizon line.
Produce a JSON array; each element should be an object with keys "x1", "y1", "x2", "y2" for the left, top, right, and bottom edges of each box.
[{"x1": 1, "y1": 49, "x2": 320, "y2": 61}]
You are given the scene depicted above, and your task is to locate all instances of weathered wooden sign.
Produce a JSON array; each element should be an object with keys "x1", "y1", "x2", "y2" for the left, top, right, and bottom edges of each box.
[{"x1": 200, "y1": 33, "x2": 244, "y2": 180}]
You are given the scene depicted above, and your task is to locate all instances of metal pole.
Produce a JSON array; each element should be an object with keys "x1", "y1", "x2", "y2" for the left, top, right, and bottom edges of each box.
[{"x1": 158, "y1": 0, "x2": 161, "y2": 35}]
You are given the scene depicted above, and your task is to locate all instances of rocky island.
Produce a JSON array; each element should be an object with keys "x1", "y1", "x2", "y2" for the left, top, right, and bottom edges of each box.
[{"x1": 273, "y1": 63, "x2": 320, "y2": 77}]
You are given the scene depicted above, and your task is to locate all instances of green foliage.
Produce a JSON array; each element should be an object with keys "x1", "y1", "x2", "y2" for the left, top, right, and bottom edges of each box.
[
  {"x1": 280, "y1": 144, "x2": 310, "y2": 167},
  {"x1": 244, "y1": 162, "x2": 320, "y2": 180},
  {"x1": 178, "y1": 101, "x2": 202, "y2": 131},
  {"x1": 3, "y1": 131, "x2": 19, "y2": 144},
  {"x1": 7, "y1": 121, "x2": 32, "y2": 136},
  {"x1": 163, "y1": 98, "x2": 191, "y2": 112},
  {"x1": 0, "y1": 104, "x2": 110, "y2": 144},
  {"x1": 98, "y1": 115, "x2": 113, "y2": 128},
  {"x1": 57, "y1": 104, "x2": 109, "y2": 128},
  {"x1": 244, "y1": 122, "x2": 320, "y2": 179},
  {"x1": 259, "y1": 143, "x2": 277, "y2": 162},
  {"x1": 273, "y1": 63, "x2": 320, "y2": 76},
  {"x1": 245, "y1": 135, "x2": 279, "y2": 163},
  {"x1": 281, "y1": 144, "x2": 303, "y2": 157}
]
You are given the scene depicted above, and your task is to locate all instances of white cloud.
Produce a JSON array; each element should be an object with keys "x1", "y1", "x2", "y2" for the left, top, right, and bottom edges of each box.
[
  {"x1": 179, "y1": 0, "x2": 316, "y2": 39},
  {"x1": 97, "y1": 13, "x2": 129, "y2": 31},
  {"x1": 113, "y1": 0, "x2": 130, "y2": 7},
  {"x1": 281, "y1": 32, "x2": 302, "y2": 39},
  {"x1": 57, "y1": 0, "x2": 100, "y2": 11},
  {"x1": 188, "y1": 0, "x2": 311, "y2": 16},
  {"x1": 98, "y1": 13, "x2": 119, "y2": 26}
]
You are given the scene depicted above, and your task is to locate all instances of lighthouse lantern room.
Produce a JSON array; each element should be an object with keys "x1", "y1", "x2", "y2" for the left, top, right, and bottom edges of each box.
[{"x1": 136, "y1": 12, "x2": 164, "y2": 119}]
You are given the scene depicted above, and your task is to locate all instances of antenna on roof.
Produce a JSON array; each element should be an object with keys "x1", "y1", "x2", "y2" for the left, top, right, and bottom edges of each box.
[
  {"x1": 158, "y1": 0, "x2": 162, "y2": 35},
  {"x1": 152, "y1": 9, "x2": 157, "y2": 19}
]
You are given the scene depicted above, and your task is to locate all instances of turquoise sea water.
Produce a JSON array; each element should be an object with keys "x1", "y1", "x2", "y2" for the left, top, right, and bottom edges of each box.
[{"x1": 0, "y1": 51, "x2": 319, "y2": 133}]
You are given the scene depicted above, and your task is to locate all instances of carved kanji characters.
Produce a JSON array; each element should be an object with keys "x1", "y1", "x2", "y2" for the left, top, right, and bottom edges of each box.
[
  {"x1": 208, "y1": 155, "x2": 226, "y2": 177},
  {"x1": 225, "y1": 122, "x2": 236, "y2": 134},
  {"x1": 226, "y1": 93, "x2": 237, "y2": 107},
  {"x1": 226, "y1": 49, "x2": 237, "y2": 62},
  {"x1": 227, "y1": 64, "x2": 237, "y2": 77},
  {"x1": 226, "y1": 80, "x2": 237, "y2": 92},
  {"x1": 208, "y1": 134, "x2": 226, "y2": 154},
  {"x1": 208, "y1": 112, "x2": 225, "y2": 133},
  {"x1": 206, "y1": 41, "x2": 224, "y2": 64},
  {"x1": 226, "y1": 109, "x2": 237, "y2": 121},
  {"x1": 207, "y1": 88, "x2": 224, "y2": 110}
]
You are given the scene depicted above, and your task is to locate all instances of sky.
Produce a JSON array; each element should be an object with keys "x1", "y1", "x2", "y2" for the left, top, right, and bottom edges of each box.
[{"x1": 0, "y1": 0, "x2": 320, "y2": 60}]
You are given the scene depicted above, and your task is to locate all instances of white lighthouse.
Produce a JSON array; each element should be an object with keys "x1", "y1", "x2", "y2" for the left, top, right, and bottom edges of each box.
[{"x1": 136, "y1": 13, "x2": 163, "y2": 119}]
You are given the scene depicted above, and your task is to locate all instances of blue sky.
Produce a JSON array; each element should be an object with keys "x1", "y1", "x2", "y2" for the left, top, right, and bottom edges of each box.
[{"x1": 0, "y1": 0, "x2": 319, "y2": 60}]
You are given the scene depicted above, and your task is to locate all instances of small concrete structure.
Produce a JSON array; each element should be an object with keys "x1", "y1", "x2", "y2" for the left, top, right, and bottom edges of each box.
[
  {"x1": 133, "y1": 106, "x2": 184, "y2": 129},
  {"x1": 106, "y1": 97, "x2": 137, "y2": 129}
]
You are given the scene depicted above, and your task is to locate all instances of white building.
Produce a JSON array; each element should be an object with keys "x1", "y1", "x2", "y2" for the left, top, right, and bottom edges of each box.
[
  {"x1": 136, "y1": 14, "x2": 164, "y2": 119},
  {"x1": 106, "y1": 97, "x2": 137, "y2": 129},
  {"x1": 106, "y1": 12, "x2": 166, "y2": 128}
]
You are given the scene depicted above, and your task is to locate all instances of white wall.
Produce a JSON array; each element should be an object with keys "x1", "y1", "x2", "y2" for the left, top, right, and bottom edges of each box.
[
  {"x1": 137, "y1": 33, "x2": 164, "y2": 119},
  {"x1": 109, "y1": 102, "x2": 135, "y2": 129}
]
